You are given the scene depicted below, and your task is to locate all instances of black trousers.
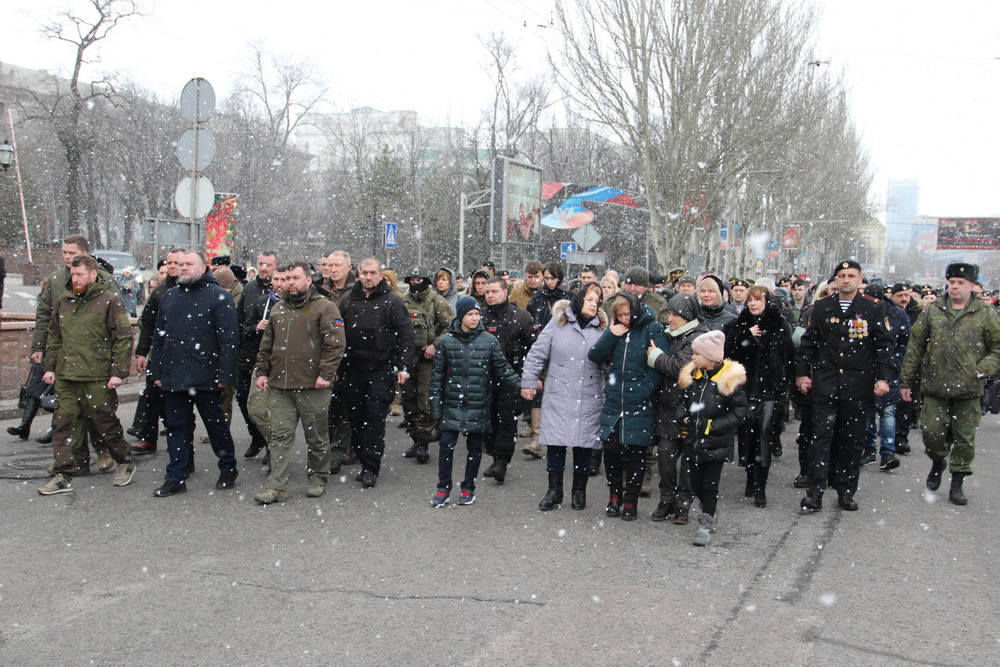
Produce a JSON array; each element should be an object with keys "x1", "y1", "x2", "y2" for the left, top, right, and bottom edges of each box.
[
  {"x1": 236, "y1": 368, "x2": 267, "y2": 451},
  {"x1": 808, "y1": 394, "x2": 872, "y2": 499},
  {"x1": 603, "y1": 430, "x2": 647, "y2": 504},
  {"x1": 337, "y1": 366, "x2": 394, "y2": 476},
  {"x1": 485, "y1": 383, "x2": 519, "y2": 462},
  {"x1": 687, "y1": 458, "x2": 724, "y2": 517}
]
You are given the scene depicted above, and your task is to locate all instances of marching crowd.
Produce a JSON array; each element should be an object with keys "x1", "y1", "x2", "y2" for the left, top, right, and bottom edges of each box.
[{"x1": 16, "y1": 234, "x2": 1000, "y2": 547}]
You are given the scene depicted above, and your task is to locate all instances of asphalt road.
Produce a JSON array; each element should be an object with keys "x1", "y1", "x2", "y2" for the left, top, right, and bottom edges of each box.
[{"x1": 1, "y1": 402, "x2": 998, "y2": 665}]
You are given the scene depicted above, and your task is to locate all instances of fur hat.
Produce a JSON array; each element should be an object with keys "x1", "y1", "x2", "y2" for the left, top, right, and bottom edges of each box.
[
  {"x1": 692, "y1": 330, "x2": 726, "y2": 363},
  {"x1": 455, "y1": 296, "x2": 480, "y2": 321},
  {"x1": 946, "y1": 263, "x2": 979, "y2": 283}
]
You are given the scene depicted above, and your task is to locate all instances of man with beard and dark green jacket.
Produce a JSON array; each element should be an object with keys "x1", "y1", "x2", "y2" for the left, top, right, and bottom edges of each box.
[
  {"x1": 399, "y1": 266, "x2": 454, "y2": 464},
  {"x1": 253, "y1": 262, "x2": 346, "y2": 504},
  {"x1": 38, "y1": 255, "x2": 137, "y2": 495},
  {"x1": 901, "y1": 262, "x2": 1000, "y2": 505}
]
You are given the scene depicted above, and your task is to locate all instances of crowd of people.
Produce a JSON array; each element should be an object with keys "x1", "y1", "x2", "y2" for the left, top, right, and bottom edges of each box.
[{"x1": 17, "y1": 235, "x2": 1000, "y2": 547}]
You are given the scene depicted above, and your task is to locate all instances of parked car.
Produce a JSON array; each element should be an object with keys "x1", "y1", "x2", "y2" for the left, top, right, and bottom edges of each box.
[{"x1": 93, "y1": 250, "x2": 142, "y2": 278}]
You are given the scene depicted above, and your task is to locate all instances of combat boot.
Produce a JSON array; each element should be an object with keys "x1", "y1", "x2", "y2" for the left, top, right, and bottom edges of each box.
[
  {"x1": 926, "y1": 458, "x2": 947, "y2": 491},
  {"x1": 949, "y1": 472, "x2": 968, "y2": 505},
  {"x1": 482, "y1": 459, "x2": 508, "y2": 485}
]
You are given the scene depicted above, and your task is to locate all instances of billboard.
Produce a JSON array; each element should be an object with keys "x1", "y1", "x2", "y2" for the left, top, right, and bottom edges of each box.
[
  {"x1": 937, "y1": 218, "x2": 1000, "y2": 250},
  {"x1": 205, "y1": 193, "x2": 238, "y2": 259},
  {"x1": 490, "y1": 157, "x2": 543, "y2": 245}
]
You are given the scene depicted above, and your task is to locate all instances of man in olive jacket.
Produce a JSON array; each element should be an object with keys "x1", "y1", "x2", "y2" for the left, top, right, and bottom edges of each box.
[
  {"x1": 253, "y1": 262, "x2": 346, "y2": 503},
  {"x1": 38, "y1": 255, "x2": 136, "y2": 495},
  {"x1": 901, "y1": 262, "x2": 1000, "y2": 505}
]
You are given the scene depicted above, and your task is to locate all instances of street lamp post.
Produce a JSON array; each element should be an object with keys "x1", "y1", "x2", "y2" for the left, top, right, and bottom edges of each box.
[{"x1": 3, "y1": 110, "x2": 32, "y2": 265}]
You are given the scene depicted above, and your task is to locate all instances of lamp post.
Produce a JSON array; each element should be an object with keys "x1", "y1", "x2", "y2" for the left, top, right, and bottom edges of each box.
[{"x1": 3, "y1": 110, "x2": 32, "y2": 264}]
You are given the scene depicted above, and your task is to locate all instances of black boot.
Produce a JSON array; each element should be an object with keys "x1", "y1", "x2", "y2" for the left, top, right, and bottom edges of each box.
[
  {"x1": 570, "y1": 473, "x2": 588, "y2": 510},
  {"x1": 35, "y1": 426, "x2": 54, "y2": 444},
  {"x1": 949, "y1": 472, "x2": 968, "y2": 505},
  {"x1": 8, "y1": 397, "x2": 40, "y2": 440},
  {"x1": 539, "y1": 472, "x2": 563, "y2": 510},
  {"x1": 927, "y1": 458, "x2": 947, "y2": 491},
  {"x1": 744, "y1": 465, "x2": 755, "y2": 497},
  {"x1": 483, "y1": 459, "x2": 508, "y2": 484},
  {"x1": 754, "y1": 466, "x2": 769, "y2": 508}
]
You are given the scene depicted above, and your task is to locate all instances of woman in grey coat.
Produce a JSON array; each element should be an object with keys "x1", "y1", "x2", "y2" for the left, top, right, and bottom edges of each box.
[{"x1": 521, "y1": 284, "x2": 607, "y2": 511}]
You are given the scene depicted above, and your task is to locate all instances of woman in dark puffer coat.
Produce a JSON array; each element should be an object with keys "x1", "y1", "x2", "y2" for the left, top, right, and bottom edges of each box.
[
  {"x1": 588, "y1": 292, "x2": 669, "y2": 520},
  {"x1": 723, "y1": 285, "x2": 794, "y2": 508}
]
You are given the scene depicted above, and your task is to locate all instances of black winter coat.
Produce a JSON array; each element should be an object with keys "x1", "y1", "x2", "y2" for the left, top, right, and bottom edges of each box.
[
  {"x1": 724, "y1": 303, "x2": 794, "y2": 401},
  {"x1": 339, "y1": 279, "x2": 415, "y2": 374},
  {"x1": 527, "y1": 285, "x2": 571, "y2": 328},
  {"x1": 429, "y1": 319, "x2": 520, "y2": 434},
  {"x1": 237, "y1": 275, "x2": 271, "y2": 371},
  {"x1": 676, "y1": 360, "x2": 749, "y2": 464},
  {"x1": 482, "y1": 300, "x2": 539, "y2": 375},
  {"x1": 650, "y1": 320, "x2": 708, "y2": 440},
  {"x1": 135, "y1": 275, "x2": 177, "y2": 358},
  {"x1": 150, "y1": 270, "x2": 238, "y2": 391}
]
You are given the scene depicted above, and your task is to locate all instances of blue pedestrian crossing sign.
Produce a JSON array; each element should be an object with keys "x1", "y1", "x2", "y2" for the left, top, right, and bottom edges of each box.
[
  {"x1": 384, "y1": 222, "x2": 398, "y2": 249},
  {"x1": 560, "y1": 242, "x2": 577, "y2": 259}
]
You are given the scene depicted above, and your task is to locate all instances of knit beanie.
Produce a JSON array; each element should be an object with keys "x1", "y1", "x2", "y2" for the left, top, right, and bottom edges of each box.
[
  {"x1": 624, "y1": 266, "x2": 652, "y2": 288},
  {"x1": 666, "y1": 293, "x2": 698, "y2": 322},
  {"x1": 692, "y1": 330, "x2": 726, "y2": 363},
  {"x1": 455, "y1": 295, "x2": 480, "y2": 321}
]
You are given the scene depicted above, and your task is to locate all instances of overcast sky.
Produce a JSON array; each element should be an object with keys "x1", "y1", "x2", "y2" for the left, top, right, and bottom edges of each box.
[{"x1": 2, "y1": 0, "x2": 999, "y2": 219}]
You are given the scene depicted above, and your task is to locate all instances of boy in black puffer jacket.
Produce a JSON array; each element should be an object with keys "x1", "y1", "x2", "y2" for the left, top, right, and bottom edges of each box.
[
  {"x1": 429, "y1": 297, "x2": 520, "y2": 507},
  {"x1": 676, "y1": 330, "x2": 748, "y2": 546}
]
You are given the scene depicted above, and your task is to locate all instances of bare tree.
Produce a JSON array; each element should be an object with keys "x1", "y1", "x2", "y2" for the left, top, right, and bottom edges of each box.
[{"x1": 32, "y1": 0, "x2": 143, "y2": 240}]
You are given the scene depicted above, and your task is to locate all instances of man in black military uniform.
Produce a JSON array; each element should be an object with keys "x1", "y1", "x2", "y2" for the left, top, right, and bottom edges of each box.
[
  {"x1": 400, "y1": 266, "x2": 453, "y2": 464},
  {"x1": 481, "y1": 276, "x2": 539, "y2": 483},
  {"x1": 795, "y1": 260, "x2": 893, "y2": 512}
]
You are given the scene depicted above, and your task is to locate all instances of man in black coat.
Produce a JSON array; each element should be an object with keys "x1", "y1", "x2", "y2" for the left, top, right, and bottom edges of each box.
[
  {"x1": 131, "y1": 249, "x2": 182, "y2": 454},
  {"x1": 888, "y1": 282, "x2": 920, "y2": 454},
  {"x1": 795, "y1": 260, "x2": 893, "y2": 512},
  {"x1": 235, "y1": 251, "x2": 277, "y2": 459},
  {"x1": 480, "y1": 276, "x2": 539, "y2": 483},
  {"x1": 335, "y1": 258, "x2": 414, "y2": 488},
  {"x1": 150, "y1": 250, "x2": 240, "y2": 497}
]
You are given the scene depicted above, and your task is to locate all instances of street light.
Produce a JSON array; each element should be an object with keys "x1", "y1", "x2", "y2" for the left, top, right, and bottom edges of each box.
[{"x1": 0, "y1": 140, "x2": 13, "y2": 170}]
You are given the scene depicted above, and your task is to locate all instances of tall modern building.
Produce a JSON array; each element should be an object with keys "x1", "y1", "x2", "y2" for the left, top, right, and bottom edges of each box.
[{"x1": 885, "y1": 178, "x2": 920, "y2": 250}]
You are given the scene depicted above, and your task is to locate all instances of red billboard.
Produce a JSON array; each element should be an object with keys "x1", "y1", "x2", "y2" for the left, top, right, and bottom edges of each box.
[{"x1": 937, "y1": 218, "x2": 1000, "y2": 250}]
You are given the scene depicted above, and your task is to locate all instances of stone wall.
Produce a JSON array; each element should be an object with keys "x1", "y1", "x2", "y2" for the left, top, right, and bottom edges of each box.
[{"x1": 0, "y1": 319, "x2": 140, "y2": 400}]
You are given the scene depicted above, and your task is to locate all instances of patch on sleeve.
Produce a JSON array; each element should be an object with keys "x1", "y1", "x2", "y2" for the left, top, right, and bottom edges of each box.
[
  {"x1": 334, "y1": 318, "x2": 344, "y2": 326},
  {"x1": 532, "y1": 323, "x2": 542, "y2": 331}
]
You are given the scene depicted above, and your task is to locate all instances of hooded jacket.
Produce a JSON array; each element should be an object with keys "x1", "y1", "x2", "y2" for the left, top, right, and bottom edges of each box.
[
  {"x1": 588, "y1": 292, "x2": 669, "y2": 446},
  {"x1": 149, "y1": 269, "x2": 239, "y2": 391},
  {"x1": 402, "y1": 284, "x2": 453, "y2": 360},
  {"x1": 521, "y1": 299, "x2": 607, "y2": 448},
  {"x1": 255, "y1": 286, "x2": 346, "y2": 389},
  {"x1": 43, "y1": 273, "x2": 133, "y2": 382},
  {"x1": 32, "y1": 261, "x2": 121, "y2": 356},
  {"x1": 434, "y1": 267, "x2": 460, "y2": 313},
  {"x1": 901, "y1": 294, "x2": 1000, "y2": 399},
  {"x1": 429, "y1": 318, "x2": 520, "y2": 434},
  {"x1": 676, "y1": 359, "x2": 749, "y2": 463}
]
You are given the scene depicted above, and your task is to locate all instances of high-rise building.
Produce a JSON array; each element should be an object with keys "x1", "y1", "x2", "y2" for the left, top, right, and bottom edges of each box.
[{"x1": 885, "y1": 178, "x2": 920, "y2": 250}]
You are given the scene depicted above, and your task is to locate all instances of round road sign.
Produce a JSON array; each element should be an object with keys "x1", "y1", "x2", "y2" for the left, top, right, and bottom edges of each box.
[
  {"x1": 179, "y1": 78, "x2": 216, "y2": 123},
  {"x1": 174, "y1": 174, "x2": 216, "y2": 219}
]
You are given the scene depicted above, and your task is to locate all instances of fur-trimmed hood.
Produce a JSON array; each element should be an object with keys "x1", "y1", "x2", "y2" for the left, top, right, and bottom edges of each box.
[
  {"x1": 552, "y1": 298, "x2": 608, "y2": 330},
  {"x1": 677, "y1": 359, "x2": 747, "y2": 395}
]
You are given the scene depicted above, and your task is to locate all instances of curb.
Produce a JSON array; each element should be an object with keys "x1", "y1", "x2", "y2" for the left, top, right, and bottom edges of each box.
[{"x1": 0, "y1": 382, "x2": 144, "y2": 421}]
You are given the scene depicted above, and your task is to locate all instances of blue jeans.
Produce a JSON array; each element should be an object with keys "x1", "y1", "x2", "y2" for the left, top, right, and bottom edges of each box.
[
  {"x1": 864, "y1": 403, "x2": 897, "y2": 457},
  {"x1": 437, "y1": 430, "x2": 483, "y2": 493},
  {"x1": 163, "y1": 389, "x2": 238, "y2": 482}
]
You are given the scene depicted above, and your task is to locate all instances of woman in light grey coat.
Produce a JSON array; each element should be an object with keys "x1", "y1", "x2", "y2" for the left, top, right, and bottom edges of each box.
[{"x1": 521, "y1": 284, "x2": 607, "y2": 511}]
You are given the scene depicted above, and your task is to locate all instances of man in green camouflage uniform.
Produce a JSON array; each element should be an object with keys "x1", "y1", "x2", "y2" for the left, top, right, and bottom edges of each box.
[
  {"x1": 400, "y1": 266, "x2": 454, "y2": 463},
  {"x1": 901, "y1": 262, "x2": 1000, "y2": 505}
]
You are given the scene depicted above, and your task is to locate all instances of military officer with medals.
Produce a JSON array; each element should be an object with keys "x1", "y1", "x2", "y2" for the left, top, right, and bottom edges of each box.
[{"x1": 794, "y1": 260, "x2": 894, "y2": 512}]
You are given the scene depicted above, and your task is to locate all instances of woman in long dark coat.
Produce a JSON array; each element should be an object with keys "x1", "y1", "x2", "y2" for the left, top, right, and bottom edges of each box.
[{"x1": 723, "y1": 285, "x2": 795, "y2": 508}]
